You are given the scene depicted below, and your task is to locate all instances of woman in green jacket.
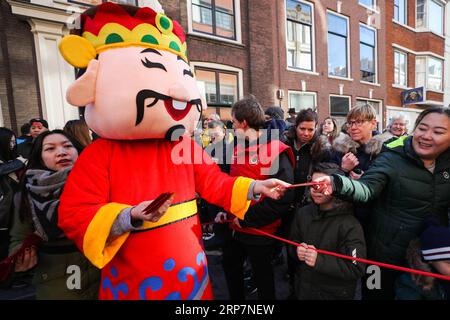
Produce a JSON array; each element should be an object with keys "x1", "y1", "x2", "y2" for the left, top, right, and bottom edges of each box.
[
  {"x1": 315, "y1": 106, "x2": 450, "y2": 300},
  {"x1": 9, "y1": 130, "x2": 100, "y2": 299}
]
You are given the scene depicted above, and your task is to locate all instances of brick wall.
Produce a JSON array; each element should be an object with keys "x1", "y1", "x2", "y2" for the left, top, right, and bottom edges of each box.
[
  {"x1": 386, "y1": 0, "x2": 445, "y2": 108},
  {"x1": 0, "y1": 1, "x2": 41, "y2": 134}
]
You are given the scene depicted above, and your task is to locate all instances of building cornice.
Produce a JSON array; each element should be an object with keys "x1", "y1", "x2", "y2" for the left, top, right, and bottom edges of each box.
[
  {"x1": 7, "y1": 0, "x2": 84, "y2": 24},
  {"x1": 392, "y1": 43, "x2": 445, "y2": 60}
]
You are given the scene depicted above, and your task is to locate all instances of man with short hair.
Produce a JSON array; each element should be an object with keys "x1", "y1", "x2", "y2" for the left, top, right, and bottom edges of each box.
[
  {"x1": 200, "y1": 120, "x2": 232, "y2": 251},
  {"x1": 222, "y1": 96, "x2": 295, "y2": 300},
  {"x1": 286, "y1": 108, "x2": 296, "y2": 125},
  {"x1": 16, "y1": 123, "x2": 32, "y2": 145}
]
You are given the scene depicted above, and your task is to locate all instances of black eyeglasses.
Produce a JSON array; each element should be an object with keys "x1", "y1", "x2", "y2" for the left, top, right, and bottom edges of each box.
[{"x1": 347, "y1": 119, "x2": 368, "y2": 128}]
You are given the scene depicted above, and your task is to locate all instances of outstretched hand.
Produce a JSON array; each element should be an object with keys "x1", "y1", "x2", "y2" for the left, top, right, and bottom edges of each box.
[
  {"x1": 253, "y1": 178, "x2": 291, "y2": 200},
  {"x1": 312, "y1": 175, "x2": 333, "y2": 196}
]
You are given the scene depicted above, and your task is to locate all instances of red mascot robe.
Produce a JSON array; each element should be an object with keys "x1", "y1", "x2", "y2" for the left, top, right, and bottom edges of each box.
[{"x1": 59, "y1": 137, "x2": 253, "y2": 300}]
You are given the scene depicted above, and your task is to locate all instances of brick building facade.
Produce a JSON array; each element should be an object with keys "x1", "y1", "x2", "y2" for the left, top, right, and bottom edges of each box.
[
  {"x1": 167, "y1": 0, "x2": 387, "y2": 127},
  {"x1": 0, "y1": 0, "x2": 448, "y2": 133},
  {"x1": 0, "y1": 0, "x2": 42, "y2": 133},
  {"x1": 386, "y1": 0, "x2": 448, "y2": 132}
]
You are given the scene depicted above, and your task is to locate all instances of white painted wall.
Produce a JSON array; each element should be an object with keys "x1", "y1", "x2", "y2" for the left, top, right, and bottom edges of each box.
[
  {"x1": 444, "y1": 1, "x2": 450, "y2": 107},
  {"x1": 30, "y1": 19, "x2": 79, "y2": 129},
  {"x1": 8, "y1": 0, "x2": 85, "y2": 129}
]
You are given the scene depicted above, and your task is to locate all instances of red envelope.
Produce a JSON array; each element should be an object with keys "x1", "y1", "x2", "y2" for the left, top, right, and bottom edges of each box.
[{"x1": 142, "y1": 192, "x2": 175, "y2": 215}]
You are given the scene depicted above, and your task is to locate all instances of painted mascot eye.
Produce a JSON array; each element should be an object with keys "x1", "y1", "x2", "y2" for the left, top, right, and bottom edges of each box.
[{"x1": 141, "y1": 58, "x2": 167, "y2": 72}]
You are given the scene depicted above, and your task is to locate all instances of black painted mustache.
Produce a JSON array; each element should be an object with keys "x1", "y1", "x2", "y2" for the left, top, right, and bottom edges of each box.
[
  {"x1": 135, "y1": 90, "x2": 203, "y2": 126},
  {"x1": 135, "y1": 90, "x2": 170, "y2": 126}
]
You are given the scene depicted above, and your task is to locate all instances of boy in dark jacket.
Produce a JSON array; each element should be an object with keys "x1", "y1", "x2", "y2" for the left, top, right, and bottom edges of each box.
[{"x1": 289, "y1": 163, "x2": 366, "y2": 300}]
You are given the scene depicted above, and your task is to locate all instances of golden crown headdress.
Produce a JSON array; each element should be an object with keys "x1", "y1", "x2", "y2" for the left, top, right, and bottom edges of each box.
[{"x1": 59, "y1": 2, "x2": 187, "y2": 68}]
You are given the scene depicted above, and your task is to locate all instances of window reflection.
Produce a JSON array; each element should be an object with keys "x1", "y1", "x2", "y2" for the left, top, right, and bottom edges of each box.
[
  {"x1": 192, "y1": 0, "x2": 236, "y2": 39},
  {"x1": 286, "y1": 1, "x2": 313, "y2": 71},
  {"x1": 195, "y1": 68, "x2": 239, "y2": 106},
  {"x1": 328, "y1": 13, "x2": 348, "y2": 78},
  {"x1": 360, "y1": 25, "x2": 376, "y2": 83}
]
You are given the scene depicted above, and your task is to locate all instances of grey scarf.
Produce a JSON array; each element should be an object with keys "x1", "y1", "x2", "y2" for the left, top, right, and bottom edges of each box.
[{"x1": 26, "y1": 167, "x2": 71, "y2": 241}]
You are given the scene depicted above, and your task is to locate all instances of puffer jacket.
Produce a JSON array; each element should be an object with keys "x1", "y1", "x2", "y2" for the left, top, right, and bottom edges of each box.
[
  {"x1": 333, "y1": 136, "x2": 450, "y2": 265},
  {"x1": 288, "y1": 203, "x2": 366, "y2": 300}
]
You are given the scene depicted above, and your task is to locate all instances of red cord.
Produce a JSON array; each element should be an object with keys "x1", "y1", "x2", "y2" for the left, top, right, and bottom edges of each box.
[{"x1": 201, "y1": 220, "x2": 450, "y2": 281}]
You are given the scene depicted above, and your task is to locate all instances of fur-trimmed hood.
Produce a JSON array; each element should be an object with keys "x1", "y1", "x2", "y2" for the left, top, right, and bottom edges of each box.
[{"x1": 332, "y1": 133, "x2": 383, "y2": 157}]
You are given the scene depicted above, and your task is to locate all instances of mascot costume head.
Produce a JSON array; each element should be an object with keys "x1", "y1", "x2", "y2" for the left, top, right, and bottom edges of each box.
[
  {"x1": 59, "y1": 2, "x2": 205, "y2": 140},
  {"x1": 57, "y1": 2, "x2": 261, "y2": 300}
]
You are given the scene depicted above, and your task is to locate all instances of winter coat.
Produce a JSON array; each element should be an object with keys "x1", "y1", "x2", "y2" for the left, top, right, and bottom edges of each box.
[
  {"x1": 395, "y1": 273, "x2": 447, "y2": 300},
  {"x1": 288, "y1": 203, "x2": 366, "y2": 300},
  {"x1": 331, "y1": 133, "x2": 384, "y2": 228},
  {"x1": 9, "y1": 169, "x2": 100, "y2": 299},
  {"x1": 0, "y1": 158, "x2": 25, "y2": 259},
  {"x1": 331, "y1": 133, "x2": 384, "y2": 173},
  {"x1": 332, "y1": 136, "x2": 450, "y2": 265},
  {"x1": 231, "y1": 137, "x2": 295, "y2": 246}
]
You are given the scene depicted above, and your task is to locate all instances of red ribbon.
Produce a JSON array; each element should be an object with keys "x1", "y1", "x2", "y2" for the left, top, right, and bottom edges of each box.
[{"x1": 201, "y1": 220, "x2": 450, "y2": 281}]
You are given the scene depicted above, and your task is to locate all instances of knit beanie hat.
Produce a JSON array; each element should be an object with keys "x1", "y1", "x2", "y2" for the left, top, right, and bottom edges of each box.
[{"x1": 420, "y1": 223, "x2": 450, "y2": 262}]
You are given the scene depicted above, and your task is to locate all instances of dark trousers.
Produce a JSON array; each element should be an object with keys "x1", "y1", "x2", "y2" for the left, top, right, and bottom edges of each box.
[{"x1": 222, "y1": 236, "x2": 276, "y2": 300}]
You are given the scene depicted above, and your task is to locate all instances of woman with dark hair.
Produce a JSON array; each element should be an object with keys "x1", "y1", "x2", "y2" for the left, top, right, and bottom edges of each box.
[
  {"x1": 284, "y1": 109, "x2": 331, "y2": 207},
  {"x1": 0, "y1": 128, "x2": 26, "y2": 260},
  {"x1": 315, "y1": 106, "x2": 450, "y2": 299},
  {"x1": 63, "y1": 119, "x2": 92, "y2": 148},
  {"x1": 8, "y1": 129, "x2": 99, "y2": 299}
]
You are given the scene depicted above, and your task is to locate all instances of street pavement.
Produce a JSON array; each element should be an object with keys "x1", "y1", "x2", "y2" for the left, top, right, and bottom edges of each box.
[
  {"x1": 0, "y1": 249, "x2": 291, "y2": 300},
  {"x1": 206, "y1": 248, "x2": 291, "y2": 300}
]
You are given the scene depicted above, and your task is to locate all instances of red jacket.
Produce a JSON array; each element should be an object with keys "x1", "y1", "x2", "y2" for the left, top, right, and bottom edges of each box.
[{"x1": 229, "y1": 138, "x2": 294, "y2": 236}]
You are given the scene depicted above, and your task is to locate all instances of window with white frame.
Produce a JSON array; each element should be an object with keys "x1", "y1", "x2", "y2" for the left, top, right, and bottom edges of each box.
[
  {"x1": 359, "y1": 0, "x2": 375, "y2": 8},
  {"x1": 416, "y1": 56, "x2": 443, "y2": 91},
  {"x1": 191, "y1": 0, "x2": 236, "y2": 40},
  {"x1": 286, "y1": 0, "x2": 314, "y2": 71},
  {"x1": 288, "y1": 91, "x2": 316, "y2": 112},
  {"x1": 356, "y1": 99, "x2": 383, "y2": 131},
  {"x1": 327, "y1": 12, "x2": 349, "y2": 78},
  {"x1": 195, "y1": 68, "x2": 239, "y2": 106},
  {"x1": 394, "y1": 50, "x2": 407, "y2": 86},
  {"x1": 394, "y1": 0, "x2": 406, "y2": 24},
  {"x1": 360, "y1": 25, "x2": 376, "y2": 83},
  {"x1": 428, "y1": 0, "x2": 443, "y2": 34},
  {"x1": 416, "y1": 0, "x2": 443, "y2": 35}
]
